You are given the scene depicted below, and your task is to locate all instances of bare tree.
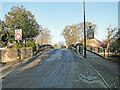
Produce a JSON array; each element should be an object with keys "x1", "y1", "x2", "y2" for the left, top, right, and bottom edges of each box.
[
  {"x1": 35, "y1": 27, "x2": 52, "y2": 45},
  {"x1": 106, "y1": 25, "x2": 117, "y2": 51}
]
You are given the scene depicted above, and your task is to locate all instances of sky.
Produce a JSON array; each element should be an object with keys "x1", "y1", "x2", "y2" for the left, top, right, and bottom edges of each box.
[
  {"x1": 118, "y1": 2, "x2": 120, "y2": 28},
  {"x1": 1, "y1": 1, "x2": 118, "y2": 45}
]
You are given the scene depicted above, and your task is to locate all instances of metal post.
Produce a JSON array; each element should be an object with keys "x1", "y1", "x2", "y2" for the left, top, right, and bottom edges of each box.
[
  {"x1": 83, "y1": 0, "x2": 86, "y2": 58},
  {"x1": 18, "y1": 40, "x2": 20, "y2": 60},
  {"x1": 98, "y1": 47, "x2": 99, "y2": 54},
  {"x1": 41, "y1": 32, "x2": 42, "y2": 45},
  {"x1": 94, "y1": 47, "x2": 95, "y2": 52},
  {"x1": 108, "y1": 48, "x2": 109, "y2": 57},
  {"x1": 104, "y1": 48, "x2": 105, "y2": 57},
  {"x1": 25, "y1": 39, "x2": 26, "y2": 58}
]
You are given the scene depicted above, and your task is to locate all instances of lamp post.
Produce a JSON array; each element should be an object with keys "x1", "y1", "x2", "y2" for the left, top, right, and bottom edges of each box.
[{"x1": 83, "y1": 0, "x2": 86, "y2": 58}]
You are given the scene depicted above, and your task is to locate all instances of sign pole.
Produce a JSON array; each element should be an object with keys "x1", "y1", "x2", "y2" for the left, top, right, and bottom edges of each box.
[
  {"x1": 83, "y1": 0, "x2": 86, "y2": 58},
  {"x1": 15, "y1": 29, "x2": 22, "y2": 60},
  {"x1": 18, "y1": 40, "x2": 20, "y2": 60}
]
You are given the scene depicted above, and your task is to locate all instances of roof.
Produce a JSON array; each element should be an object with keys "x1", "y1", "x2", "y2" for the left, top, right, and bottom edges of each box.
[{"x1": 92, "y1": 39, "x2": 103, "y2": 47}]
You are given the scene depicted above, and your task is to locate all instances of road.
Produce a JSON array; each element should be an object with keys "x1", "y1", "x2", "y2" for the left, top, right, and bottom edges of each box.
[{"x1": 2, "y1": 49, "x2": 116, "y2": 88}]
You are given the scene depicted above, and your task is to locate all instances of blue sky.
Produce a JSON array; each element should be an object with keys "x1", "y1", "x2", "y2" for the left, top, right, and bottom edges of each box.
[{"x1": 1, "y1": 2, "x2": 118, "y2": 45}]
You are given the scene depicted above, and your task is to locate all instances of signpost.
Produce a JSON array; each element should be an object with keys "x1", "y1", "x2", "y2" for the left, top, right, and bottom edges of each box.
[
  {"x1": 87, "y1": 28, "x2": 94, "y2": 39},
  {"x1": 15, "y1": 29, "x2": 22, "y2": 60},
  {"x1": 83, "y1": 0, "x2": 86, "y2": 58}
]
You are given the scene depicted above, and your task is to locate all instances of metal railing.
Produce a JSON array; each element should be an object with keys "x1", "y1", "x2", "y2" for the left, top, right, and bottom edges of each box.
[
  {"x1": 33, "y1": 44, "x2": 54, "y2": 55},
  {"x1": 68, "y1": 43, "x2": 120, "y2": 62},
  {"x1": 68, "y1": 43, "x2": 83, "y2": 56},
  {"x1": 86, "y1": 45, "x2": 120, "y2": 60}
]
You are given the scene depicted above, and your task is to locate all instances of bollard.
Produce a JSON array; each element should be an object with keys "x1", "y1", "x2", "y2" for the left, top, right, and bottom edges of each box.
[
  {"x1": 108, "y1": 48, "x2": 109, "y2": 57},
  {"x1": 103, "y1": 48, "x2": 105, "y2": 57},
  {"x1": 79, "y1": 45, "x2": 81, "y2": 54},
  {"x1": 98, "y1": 47, "x2": 99, "y2": 54},
  {"x1": 94, "y1": 47, "x2": 95, "y2": 52}
]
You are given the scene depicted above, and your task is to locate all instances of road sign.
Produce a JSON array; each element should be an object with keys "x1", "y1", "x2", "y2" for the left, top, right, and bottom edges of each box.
[
  {"x1": 15, "y1": 29, "x2": 22, "y2": 40},
  {"x1": 87, "y1": 32, "x2": 94, "y2": 39},
  {"x1": 15, "y1": 33, "x2": 21, "y2": 40},
  {"x1": 87, "y1": 29, "x2": 94, "y2": 39}
]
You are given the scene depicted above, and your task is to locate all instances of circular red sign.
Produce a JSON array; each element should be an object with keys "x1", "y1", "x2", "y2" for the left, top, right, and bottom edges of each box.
[
  {"x1": 15, "y1": 33, "x2": 21, "y2": 40},
  {"x1": 87, "y1": 33, "x2": 94, "y2": 39}
]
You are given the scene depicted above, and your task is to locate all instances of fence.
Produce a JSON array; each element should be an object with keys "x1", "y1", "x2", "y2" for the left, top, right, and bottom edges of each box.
[
  {"x1": 68, "y1": 43, "x2": 120, "y2": 62},
  {"x1": 1, "y1": 47, "x2": 33, "y2": 63},
  {"x1": 0, "y1": 44, "x2": 54, "y2": 63},
  {"x1": 68, "y1": 43, "x2": 83, "y2": 56},
  {"x1": 86, "y1": 45, "x2": 120, "y2": 58}
]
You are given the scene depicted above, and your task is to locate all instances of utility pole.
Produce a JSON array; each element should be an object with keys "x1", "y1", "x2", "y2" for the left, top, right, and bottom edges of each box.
[{"x1": 83, "y1": 0, "x2": 86, "y2": 58}]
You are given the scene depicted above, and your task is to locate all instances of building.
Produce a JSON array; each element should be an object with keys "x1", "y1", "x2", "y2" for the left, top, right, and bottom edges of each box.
[{"x1": 87, "y1": 38, "x2": 103, "y2": 48}]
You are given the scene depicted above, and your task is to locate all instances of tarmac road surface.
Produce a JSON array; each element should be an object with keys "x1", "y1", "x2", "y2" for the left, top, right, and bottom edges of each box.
[{"x1": 2, "y1": 49, "x2": 111, "y2": 88}]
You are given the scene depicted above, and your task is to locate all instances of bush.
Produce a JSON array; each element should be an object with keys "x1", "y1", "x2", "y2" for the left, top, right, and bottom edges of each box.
[
  {"x1": 27, "y1": 40, "x2": 36, "y2": 52},
  {"x1": 12, "y1": 40, "x2": 36, "y2": 50},
  {"x1": 90, "y1": 46, "x2": 93, "y2": 51},
  {"x1": 27, "y1": 40, "x2": 36, "y2": 47},
  {"x1": 12, "y1": 43, "x2": 25, "y2": 48}
]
